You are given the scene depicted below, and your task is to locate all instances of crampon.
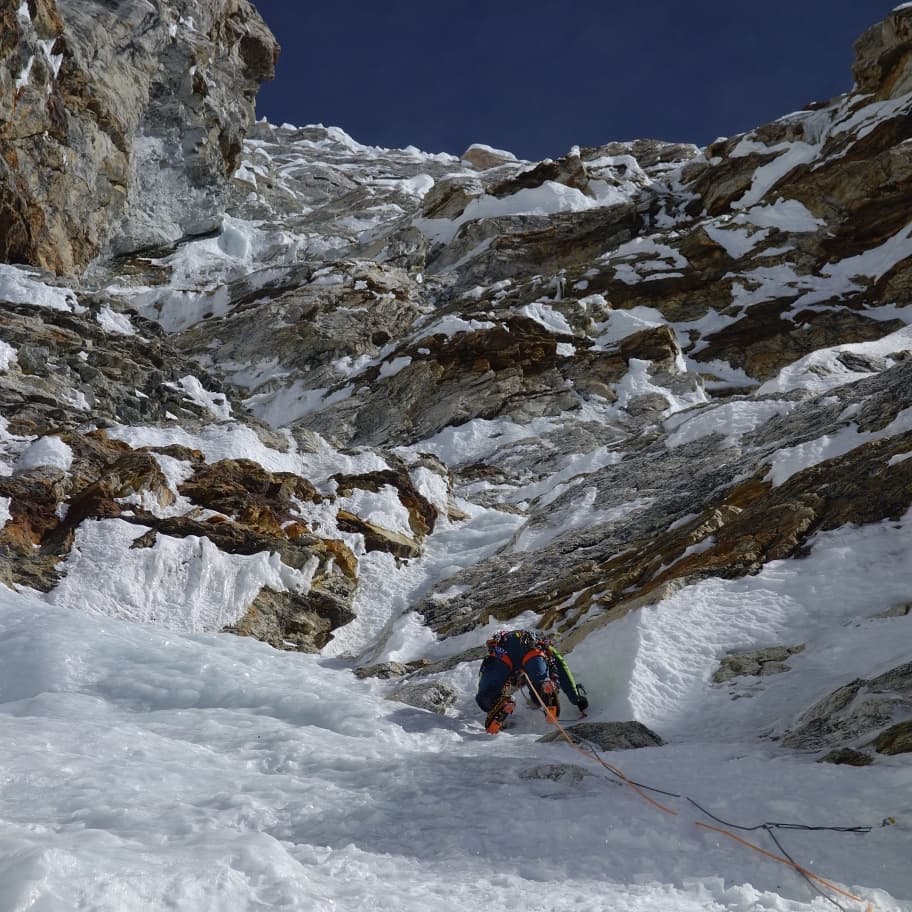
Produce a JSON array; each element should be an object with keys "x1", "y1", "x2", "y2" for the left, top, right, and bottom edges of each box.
[{"x1": 484, "y1": 696, "x2": 516, "y2": 734}]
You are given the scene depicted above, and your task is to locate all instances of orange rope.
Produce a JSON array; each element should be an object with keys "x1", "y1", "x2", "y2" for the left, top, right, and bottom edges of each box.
[
  {"x1": 695, "y1": 821, "x2": 868, "y2": 904},
  {"x1": 517, "y1": 671, "x2": 876, "y2": 912},
  {"x1": 520, "y1": 672, "x2": 677, "y2": 816}
]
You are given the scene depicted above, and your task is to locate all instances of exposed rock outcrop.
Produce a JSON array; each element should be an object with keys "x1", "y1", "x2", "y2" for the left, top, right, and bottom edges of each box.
[
  {"x1": 782, "y1": 662, "x2": 912, "y2": 755},
  {"x1": 1, "y1": 0, "x2": 278, "y2": 274},
  {"x1": 354, "y1": 660, "x2": 433, "y2": 679},
  {"x1": 417, "y1": 359, "x2": 912, "y2": 640},
  {"x1": 539, "y1": 721, "x2": 665, "y2": 750},
  {"x1": 818, "y1": 748, "x2": 875, "y2": 767},
  {"x1": 388, "y1": 680, "x2": 458, "y2": 714},
  {"x1": 225, "y1": 584, "x2": 356, "y2": 653},
  {"x1": 853, "y1": 7, "x2": 912, "y2": 98},
  {"x1": 713, "y1": 645, "x2": 806, "y2": 683}
]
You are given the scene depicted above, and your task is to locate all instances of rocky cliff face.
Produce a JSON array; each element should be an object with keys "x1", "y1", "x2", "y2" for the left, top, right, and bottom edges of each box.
[
  {"x1": 1, "y1": 4, "x2": 911, "y2": 761},
  {"x1": 0, "y1": 0, "x2": 277, "y2": 274}
]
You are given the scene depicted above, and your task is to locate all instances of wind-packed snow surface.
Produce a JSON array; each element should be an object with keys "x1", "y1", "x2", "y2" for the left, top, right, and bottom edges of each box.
[{"x1": 1, "y1": 507, "x2": 910, "y2": 911}]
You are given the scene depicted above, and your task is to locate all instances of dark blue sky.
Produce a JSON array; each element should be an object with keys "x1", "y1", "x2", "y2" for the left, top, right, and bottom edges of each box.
[{"x1": 251, "y1": 1, "x2": 898, "y2": 160}]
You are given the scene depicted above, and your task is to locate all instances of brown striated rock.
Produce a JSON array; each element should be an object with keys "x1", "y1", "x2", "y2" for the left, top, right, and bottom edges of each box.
[
  {"x1": 581, "y1": 267, "x2": 735, "y2": 329},
  {"x1": 428, "y1": 201, "x2": 640, "y2": 283},
  {"x1": 0, "y1": 469, "x2": 66, "y2": 546},
  {"x1": 490, "y1": 149, "x2": 591, "y2": 198},
  {"x1": 178, "y1": 458, "x2": 321, "y2": 534},
  {"x1": 696, "y1": 305, "x2": 906, "y2": 381},
  {"x1": 560, "y1": 431, "x2": 912, "y2": 634},
  {"x1": 49, "y1": 449, "x2": 173, "y2": 549},
  {"x1": 460, "y1": 144, "x2": 517, "y2": 171},
  {"x1": 84, "y1": 450, "x2": 173, "y2": 506},
  {"x1": 304, "y1": 314, "x2": 641, "y2": 447},
  {"x1": 420, "y1": 175, "x2": 485, "y2": 220},
  {"x1": 59, "y1": 430, "x2": 133, "y2": 490},
  {"x1": 146, "y1": 444, "x2": 206, "y2": 464},
  {"x1": 107, "y1": 510, "x2": 360, "y2": 646},
  {"x1": 313, "y1": 536, "x2": 359, "y2": 580},
  {"x1": 336, "y1": 509, "x2": 420, "y2": 559},
  {"x1": 617, "y1": 324, "x2": 680, "y2": 367},
  {"x1": 0, "y1": 468, "x2": 68, "y2": 590},
  {"x1": 419, "y1": 360, "x2": 912, "y2": 643},
  {"x1": 0, "y1": 425, "x2": 362, "y2": 640}
]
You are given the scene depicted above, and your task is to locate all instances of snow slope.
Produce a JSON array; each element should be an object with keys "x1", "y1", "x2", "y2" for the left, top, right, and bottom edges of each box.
[
  {"x1": 4, "y1": 11, "x2": 912, "y2": 906},
  {"x1": 0, "y1": 504, "x2": 909, "y2": 911}
]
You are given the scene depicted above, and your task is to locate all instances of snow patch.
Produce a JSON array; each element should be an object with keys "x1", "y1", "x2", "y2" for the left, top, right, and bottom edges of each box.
[
  {"x1": 704, "y1": 223, "x2": 768, "y2": 258},
  {"x1": 96, "y1": 305, "x2": 136, "y2": 336},
  {"x1": 0, "y1": 264, "x2": 81, "y2": 313},
  {"x1": 517, "y1": 301, "x2": 574, "y2": 335},
  {"x1": 165, "y1": 376, "x2": 232, "y2": 420},
  {"x1": 0, "y1": 340, "x2": 17, "y2": 372},
  {"x1": 765, "y1": 406, "x2": 912, "y2": 485},
  {"x1": 246, "y1": 380, "x2": 355, "y2": 426},
  {"x1": 338, "y1": 485, "x2": 414, "y2": 539},
  {"x1": 736, "y1": 199, "x2": 823, "y2": 233},
  {"x1": 46, "y1": 519, "x2": 317, "y2": 632},
  {"x1": 733, "y1": 142, "x2": 818, "y2": 209},
  {"x1": 591, "y1": 306, "x2": 665, "y2": 347},
  {"x1": 417, "y1": 315, "x2": 496, "y2": 340},
  {"x1": 378, "y1": 356, "x2": 412, "y2": 379},
  {"x1": 665, "y1": 399, "x2": 794, "y2": 449},
  {"x1": 15, "y1": 436, "x2": 73, "y2": 474}
]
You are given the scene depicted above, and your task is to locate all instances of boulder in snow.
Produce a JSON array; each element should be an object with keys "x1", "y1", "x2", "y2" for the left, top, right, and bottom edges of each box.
[{"x1": 539, "y1": 720, "x2": 665, "y2": 750}]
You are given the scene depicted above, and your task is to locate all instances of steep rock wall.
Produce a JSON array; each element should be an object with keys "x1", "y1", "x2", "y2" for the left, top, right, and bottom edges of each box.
[{"x1": 0, "y1": 0, "x2": 277, "y2": 275}]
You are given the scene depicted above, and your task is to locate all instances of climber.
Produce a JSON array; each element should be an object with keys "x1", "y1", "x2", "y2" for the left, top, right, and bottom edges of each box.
[{"x1": 476, "y1": 629, "x2": 589, "y2": 733}]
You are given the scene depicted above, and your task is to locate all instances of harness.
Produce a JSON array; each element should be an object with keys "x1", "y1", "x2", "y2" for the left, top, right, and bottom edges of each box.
[{"x1": 486, "y1": 630, "x2": 553, "y2": 680}]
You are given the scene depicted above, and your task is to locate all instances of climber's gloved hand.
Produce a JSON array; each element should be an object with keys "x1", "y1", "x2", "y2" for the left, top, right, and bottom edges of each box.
[{"x1": 576, "y1": 684, "x2": 589, "y2": 712}]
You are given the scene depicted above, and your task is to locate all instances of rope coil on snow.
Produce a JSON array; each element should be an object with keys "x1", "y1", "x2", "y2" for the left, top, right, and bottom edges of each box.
[{"x1": 518, "y1": 671, "x2": 878, "y2": 912}]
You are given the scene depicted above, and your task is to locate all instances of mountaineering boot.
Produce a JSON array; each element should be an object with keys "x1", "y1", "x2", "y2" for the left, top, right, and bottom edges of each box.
[
  {"x1": 485, "y1": 696, "x2": 516, "y2": 734},
  {"x1": 541, "y1": 679, "x2": 559, "y2": 723}
]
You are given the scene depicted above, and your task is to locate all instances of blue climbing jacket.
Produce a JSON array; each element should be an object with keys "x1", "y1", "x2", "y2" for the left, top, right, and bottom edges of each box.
[{"x1": 476, "y1": 629, "x2": 582, "y2": 712}]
